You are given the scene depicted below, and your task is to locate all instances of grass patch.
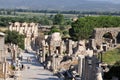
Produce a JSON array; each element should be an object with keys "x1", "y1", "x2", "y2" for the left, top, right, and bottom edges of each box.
[{"x1": 103, "y1": 48, "x2": 120, "y2": 65}]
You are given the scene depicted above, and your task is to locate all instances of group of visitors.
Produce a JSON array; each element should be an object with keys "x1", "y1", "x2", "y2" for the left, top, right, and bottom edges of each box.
[
  {"x1": 15, "y1": 51, "x2": 39, "y2": 71},
  {"x1": 13, "y1": 60, "x2": 25, "y2": 71}
]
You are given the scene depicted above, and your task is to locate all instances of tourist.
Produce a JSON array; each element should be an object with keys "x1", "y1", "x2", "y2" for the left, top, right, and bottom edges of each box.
[
  {"x1": 27, "y1": 57, "x2": 32, "y2": 63},
  {"x1": 43, "y1": 62, "x2": 46, "y2": 69},
  {"x1": 27, "y1": 65, "x2": 30, "y2": 69},
  {"x1": 18, "y1": 52, "x2": 23, "y2": 61},
  {"x1": 21, "y1": 64, "x2": 25, "y2": 70},
  {"x1": 35, "y1": 55, "x2": 38, "y2": 59},
  {"x1": 21, "y1": 55, "x2": 23, "y2": 61}
]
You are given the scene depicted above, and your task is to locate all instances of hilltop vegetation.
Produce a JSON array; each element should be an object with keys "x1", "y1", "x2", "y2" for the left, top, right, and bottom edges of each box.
[
  {"x1": 70, "y1": 16, "x2": 120, "y2": 40},
  {"x1": 0, "y1": 13, "x2": 73, "y2": 27},
  {"x1": 0, "y1": 16, "x2": 53, "y2": 27}
]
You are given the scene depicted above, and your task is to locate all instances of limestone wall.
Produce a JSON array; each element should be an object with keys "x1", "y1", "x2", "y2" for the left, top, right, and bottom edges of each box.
[
  {"x1": 93, "y1": 28, "x2": 120, "y2": 45},
  {"x1": 9, "y1": 22, "x2": 38, "y2": 50}
]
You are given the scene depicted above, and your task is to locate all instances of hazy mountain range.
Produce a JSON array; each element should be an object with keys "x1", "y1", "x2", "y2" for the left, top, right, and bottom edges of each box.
[{"x1": 0, "y1": 0, "x2": 120, "y2": 11}]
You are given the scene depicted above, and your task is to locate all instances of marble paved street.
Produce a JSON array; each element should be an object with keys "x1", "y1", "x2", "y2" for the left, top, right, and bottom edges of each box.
[{"x1": 19, "y1": 52, "x2": 59, "y2": 80}]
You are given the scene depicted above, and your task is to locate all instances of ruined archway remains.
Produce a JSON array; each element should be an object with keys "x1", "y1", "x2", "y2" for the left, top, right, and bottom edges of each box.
[{"x1": 92, "y1": 28, "x2": 120, "y2": 50}]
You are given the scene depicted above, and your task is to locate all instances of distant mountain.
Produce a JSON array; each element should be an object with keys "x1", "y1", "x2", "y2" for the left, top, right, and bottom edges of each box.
[{"x1": 0, "y1": 0, "x2": 120, "y2": 11}]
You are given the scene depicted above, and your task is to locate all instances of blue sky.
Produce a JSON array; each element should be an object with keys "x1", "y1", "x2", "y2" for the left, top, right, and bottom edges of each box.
[
  {"x1": 0, "y1": 0, "x2": 119, "y2": 11},
  {"x1": 89, "y1": 0, "x2": 120, "y2": 3}
]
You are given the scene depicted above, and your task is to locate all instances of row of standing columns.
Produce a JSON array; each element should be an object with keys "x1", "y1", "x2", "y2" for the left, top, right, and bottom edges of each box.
[{"x1": 78, "y1": 55, "x2": 103, "y2": 80}]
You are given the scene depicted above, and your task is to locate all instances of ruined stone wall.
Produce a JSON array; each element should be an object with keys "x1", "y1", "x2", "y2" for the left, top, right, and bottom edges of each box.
[
  {"x1": 93, "y1": 28, "x2": 120, "y2": 45},
  {"x1": 9, "y1": 22, "x2": 38, "y2": 50},
  {"x1": 0, "y1": 32, "x2": 6, "y2": 62},
  {"x1": 92, "y1": 28, "x2": 120, "y2": 51},
  {"x1": 49, "y1": 32, "x2": 63, "y2": 55}
]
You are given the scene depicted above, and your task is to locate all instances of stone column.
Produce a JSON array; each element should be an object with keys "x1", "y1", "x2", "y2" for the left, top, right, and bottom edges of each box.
[
  {"x1": 12, "y1": 49, "x2": 16, "y2": 62},
  {"x1": 68, "y1": 40, "x2": 73, "y2": 55},
  {"x1": 90, "y1": 39, "x2": 96, "y2": 50},
  {"x1": 0, "y1": 50, "x2": 2, "y2": 61},
  {"x1": 49, "y1": 43, "x2": 54, "y2": 56},
  {"x1": 39, "y1": 51, "x2": 43, "y2": 63},
  {"x1": 114, "y1": 38, "x2": 117, "y2": 46},
  {"x1": 84, "y1": 57, "x2": 91, "y2": 80},
  {"x1": 96, "y1": 67, "x2": 103, "y2": 80},
  {"x1": 42, "y1": 40, "x2": 46, "y2": 62},
  {"x1": 4, "y1": 61, "x2": 8, "y2": 80},
  {"x1": 60, "y1": 41, "x2": 63, "y2": 55},
  {"x1": 78, "y1": 55, "x2": 85, "y2": 79},
  {"x1": 43, "y1": 46, "x2": 46, "y2": 62},
  {"x1": 52, "y1": 54, "x2": 56, "y2": 73},
  {"x1": 100, "y1": 45, "x2": 103, "y2": 51},
  {"x1": 82, "y1": 57, "x2": 85, "y2": 80},
  {"x1": 13, "y1": 45, "x2": 17, "y2": 62},
  {"x1": 24, "y1": 38, "x2": 27, "y2": 50}
]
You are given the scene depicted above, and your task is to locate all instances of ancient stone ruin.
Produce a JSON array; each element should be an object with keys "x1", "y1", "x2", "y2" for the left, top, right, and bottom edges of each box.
[
  {"x1": 8, "y1": 23, "x2": 118, "y2": 80},
  {"x1": 9, "y1": 22, "x2": 38, "y2": 50},
  {"x1": 37, "y1": 27, "x2": 120, "y2": 80},
  {"x1": 90, "y1": 28, "x2": 120, "y2": 51},
  {"x1": 0, "y1": 32, "x2": 9, "y2": 79}
]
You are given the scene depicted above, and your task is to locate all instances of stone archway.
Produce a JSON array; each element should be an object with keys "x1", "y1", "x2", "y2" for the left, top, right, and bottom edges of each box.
[
  {"x1": 102, "y1": 32, "x2": 113, "y2": 43},
  {"x1": 103, "y1": 32, "x2": 115, "y2": 45},
  {"x1": 102, "y1": 32, "x2": 115, "y2": 51},
  {"x1": 92, "y1": 28, "x2": 120, "y2": 50}
]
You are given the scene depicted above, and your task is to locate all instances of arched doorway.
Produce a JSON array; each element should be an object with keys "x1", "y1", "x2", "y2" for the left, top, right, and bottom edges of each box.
[
  {"x1": 102, "y1": 32, "x2": 114, "y2": 50},
  {"x1": 102, "y1": 32, "x2": 113, "y2": 44}
]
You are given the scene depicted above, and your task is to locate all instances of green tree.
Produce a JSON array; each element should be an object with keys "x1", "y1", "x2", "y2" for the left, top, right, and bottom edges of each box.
[
  {"x1": 48, "y1": 25, "x2": 60, "y2": 35},
  {"x1": 69, "y1": 16, "x2": 120, "y2": 41},
  {"x1": 53, "y1": 14, "x2": 64, "y2": 25},
  {"x1": 6, "y1": 10, "x2": 12, "y2": 15},
  {"x1": 39, "y1": 16, "x2": 53, "y2": 25},
  {"x1": 5, "y1": 30, "x2": 25, "y2": 49},
  {"x1": 69, "y1": 18, "x2": 90, "y2": 40}
]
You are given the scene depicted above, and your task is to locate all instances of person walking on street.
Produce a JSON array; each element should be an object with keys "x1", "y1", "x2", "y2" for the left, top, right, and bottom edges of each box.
[
  {"x1": 27, "y1": 65, "x2": 30, "y2": 69},
  {"x1": 27, "y1": 57, "x2": 32, "y2": 63}
]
